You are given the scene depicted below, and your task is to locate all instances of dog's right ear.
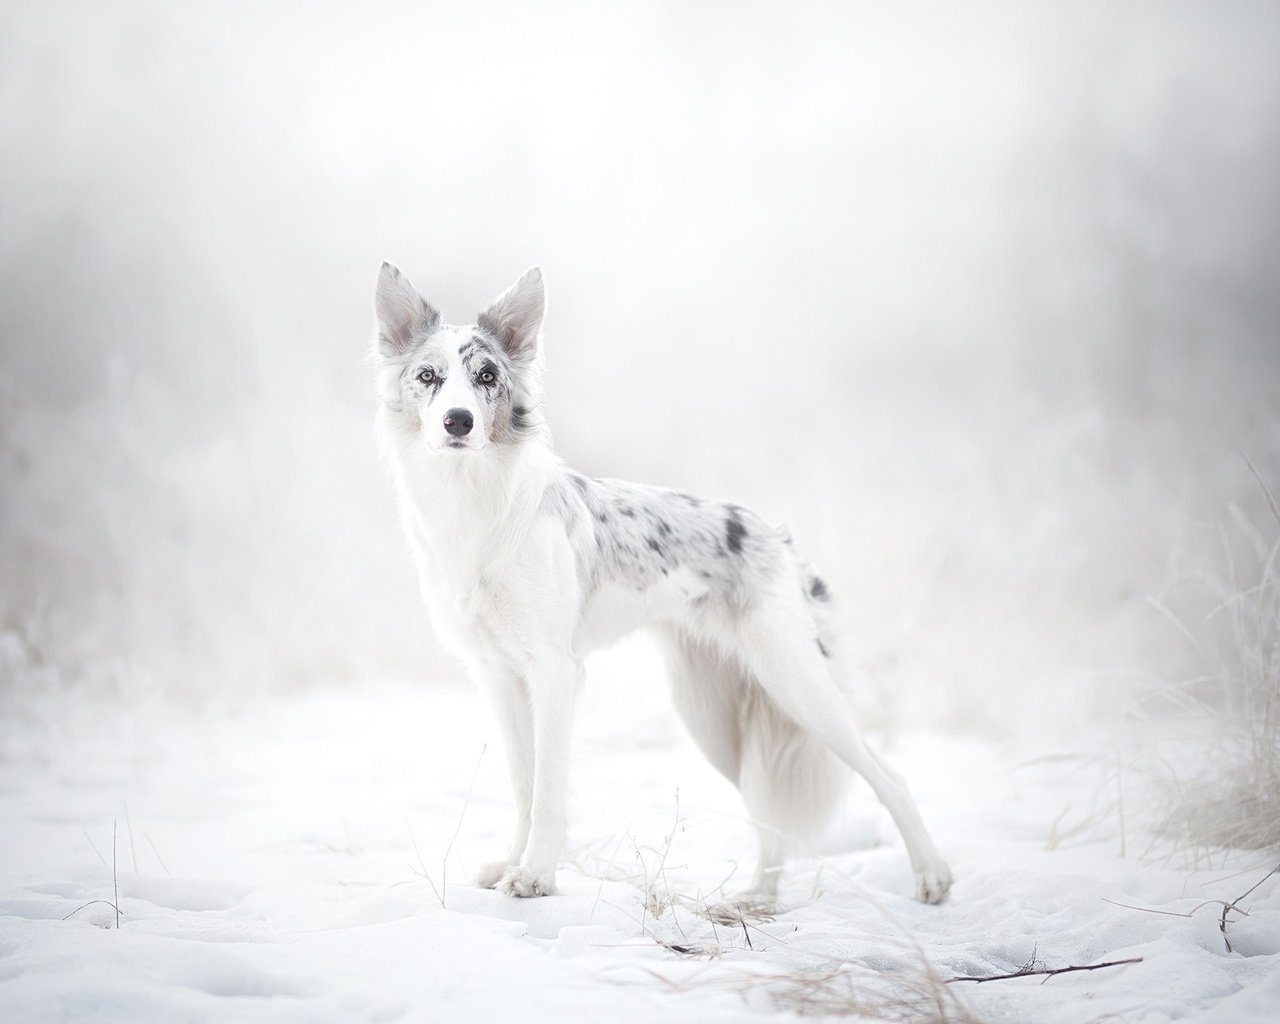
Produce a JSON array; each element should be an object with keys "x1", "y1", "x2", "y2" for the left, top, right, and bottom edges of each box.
[{"x1": 374, "y1": 263, "x2": 439, "y2": 358}]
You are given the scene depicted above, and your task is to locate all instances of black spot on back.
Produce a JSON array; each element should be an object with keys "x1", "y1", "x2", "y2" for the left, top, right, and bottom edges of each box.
[
  {"x1": 809, "y1": 576, "x2": 830, "y2": 601},
  {"x1": 647, "y1": 537, "x2": 664, "y2": 556},
  {"x1": 570, "y1": 474, "x2": 590, "y2": 496},
  {"x1": 725, "y1": 506, "x2": 747, "y2": 555}
]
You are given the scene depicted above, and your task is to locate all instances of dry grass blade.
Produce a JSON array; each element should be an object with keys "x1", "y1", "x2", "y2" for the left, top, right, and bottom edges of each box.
[
  {"x1": 1219, "y1": 860, "x2": 1280, "y2": 952},
  {"x1": 440, "y1": 743, "x2": 487, "y2": 905},
  {"x1": 604, "y1": 959, "x2": 979, "y2": 1024},
  {"x1": 1103, "y1": 860, "x2": 1280, "y2": 952},
  {"x1": 113, "y1": 819, "x2": 119, "y2": 928},
  {"x1": 1242, "y1": 454, "x2": 1280, "y2": 527},
  {"x1": 1129, "y1": 479, "x2": 1280, "y2": 858},
  {"x1": 405, "y1": 743, "x2": 486, "y2": 909},
  {"x1": 773, "y1": 963, "x2": 979, "y2": 1022},
  {"x1": 65, "y1": 821, "x2": 122, "y2": 927},
  {"x1": 699, "y1": 900, "x2": 777, "y2": 927}
]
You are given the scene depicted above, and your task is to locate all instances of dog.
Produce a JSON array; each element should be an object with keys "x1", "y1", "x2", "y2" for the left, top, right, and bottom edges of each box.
[{"x1": 371, "y1": 264, "x2": 954, "y2": 904}]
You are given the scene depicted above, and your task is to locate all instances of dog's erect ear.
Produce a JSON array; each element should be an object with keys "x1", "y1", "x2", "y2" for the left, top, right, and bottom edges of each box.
[
  {"x1": 375, "y1": 263, "x2": 439, "y2": 357},
  {"x1": 478, "y1": 267, "x2": 544, "y2": 362}
]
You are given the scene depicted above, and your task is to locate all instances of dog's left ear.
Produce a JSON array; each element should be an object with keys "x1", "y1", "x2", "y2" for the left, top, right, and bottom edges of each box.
[{"x1": 478, "y1": 267, "x2": 544, "y2": 362}]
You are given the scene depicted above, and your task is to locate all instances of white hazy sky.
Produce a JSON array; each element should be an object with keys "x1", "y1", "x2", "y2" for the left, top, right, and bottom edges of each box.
[{"x1": 2, "y1": 0, "x2": 1278, "y2": 725}]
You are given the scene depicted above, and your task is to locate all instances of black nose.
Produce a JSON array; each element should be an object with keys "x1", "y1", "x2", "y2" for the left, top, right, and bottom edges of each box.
[{"x1": 443, "y1": 408, "x2": 473, "y2": 437}]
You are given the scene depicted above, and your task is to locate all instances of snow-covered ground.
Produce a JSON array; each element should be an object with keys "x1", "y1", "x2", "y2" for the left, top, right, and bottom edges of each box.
[{"x1": 3, "y1": 640, "x2": 1277, "y2": 1023}]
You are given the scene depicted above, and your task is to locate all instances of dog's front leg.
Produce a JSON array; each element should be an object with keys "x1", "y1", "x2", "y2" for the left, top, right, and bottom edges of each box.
[
  {"x1": 495, "y1": 652, "x2": 582, "y2": 898},
  {"x1": 474, "y1": 667, "x2": 534, "y2": 889}
]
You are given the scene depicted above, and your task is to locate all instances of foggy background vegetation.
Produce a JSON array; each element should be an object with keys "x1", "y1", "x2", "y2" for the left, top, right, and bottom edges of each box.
[{"x1": 2, "y1": 0, "x2": 1278, "y2": 742}]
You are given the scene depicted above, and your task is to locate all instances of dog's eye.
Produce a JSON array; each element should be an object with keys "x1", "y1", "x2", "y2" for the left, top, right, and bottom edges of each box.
[
  {"x1": 479, "y1": 369, "x2": 496, "y2": 385},
  {"x1": 416, "y1": 368, "x2": 435, "y2": 385}
]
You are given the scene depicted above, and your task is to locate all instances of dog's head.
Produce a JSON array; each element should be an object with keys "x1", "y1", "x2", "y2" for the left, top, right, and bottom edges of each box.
[{"x1": 372, "y1": 265, "x2": 545, "y2": 454}]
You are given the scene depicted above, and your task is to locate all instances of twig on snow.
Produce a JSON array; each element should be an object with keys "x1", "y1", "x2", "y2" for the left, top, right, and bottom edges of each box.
[
  {"x1": 947, "y1": 958, "x2": 1143, "y2": 984},
  {"x1": 407, "y1": 742, "x2": 487, "y2": 909},
  {"x1": 1220, "y1": 860, "x2": 1280, "y2": 952},
  {"x1": 81, "y1": 823, "x2": 106, "y2": 867},
  {"x1": 64, "y1": 822, "x2": 122, "y2": 927},
  {"x1": 61, "y1": 899, "x2": 122, "y2": 922},
  {"x1": 114, "y1": 820, "x2": 119, "y2": 928},
  {"x1": 122, "y1": 798, "x2": 138, "y2": 873},
  {"x1": 441, "y1": 743, "x2": 487, "y2": 907},
  {"x1": 1103, "y1": 860, "x2": 1280, "y2": 953},
  {"x1": 406, "y1": 819, "x2": 444, "y2": 907},
  {"x1": 144, "y1": 832, "x2": 172, "y2": 878}
]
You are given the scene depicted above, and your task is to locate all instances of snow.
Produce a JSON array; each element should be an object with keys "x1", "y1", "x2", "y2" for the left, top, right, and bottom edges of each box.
[{"x1": 3, "y1": 641, "x2": 1277, "y2": 1023}]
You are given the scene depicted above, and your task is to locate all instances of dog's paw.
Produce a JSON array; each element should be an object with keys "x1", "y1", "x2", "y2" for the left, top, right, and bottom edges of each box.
[
  {"x1": 914, "y1": 860, "x2": 954, "y2": 904},
  {"x1": 475, "y1": 860, "x2": 517, "y2": 889},
  {"x1": 495, "y1": 865, "x2": 556, "y2": 898}
]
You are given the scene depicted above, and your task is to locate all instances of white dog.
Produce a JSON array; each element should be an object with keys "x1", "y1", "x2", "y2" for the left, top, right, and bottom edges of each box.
[{"x1": 372, "y1": 264, "x2": 953, "y2": 904}]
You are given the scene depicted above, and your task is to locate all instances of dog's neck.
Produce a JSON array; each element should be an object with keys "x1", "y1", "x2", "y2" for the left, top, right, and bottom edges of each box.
[{"x1": 387, "y1": 434, "x2": 559, "y2": 543}]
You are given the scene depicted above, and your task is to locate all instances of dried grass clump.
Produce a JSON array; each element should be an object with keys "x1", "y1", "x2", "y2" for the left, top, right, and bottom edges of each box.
[
  {"x1": 612, "y1": 959, "x2": 979, "y2": 1024},
  {"x1": 769, "y1": 964, "x2": 977, "y2": 1023},
  {"x1": 1146, "y1": 467, "x2": 1280, "y2": 854}
]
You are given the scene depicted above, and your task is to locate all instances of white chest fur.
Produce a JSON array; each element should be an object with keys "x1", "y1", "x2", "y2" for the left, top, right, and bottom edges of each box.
[{"x1": 387, "y1": 442, "x2": 581, "y2": 667}]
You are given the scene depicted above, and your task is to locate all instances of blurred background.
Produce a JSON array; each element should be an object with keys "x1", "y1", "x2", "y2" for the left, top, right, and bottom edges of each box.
[{"x1": 2, "y1": 0, "x2": 1278, "y2": 740}]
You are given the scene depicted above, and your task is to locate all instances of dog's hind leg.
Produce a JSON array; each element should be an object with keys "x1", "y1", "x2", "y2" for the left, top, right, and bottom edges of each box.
[
  {"x1": 660, "y1": 628, "x2": 846, "y2": 905},
  {"x1": 660, "y1": 628, "x2": 744, "y2": 785},
  {"x1": 735, "y1": 606, "x2": 954, "y2": 904},
  {"x1": 473, "y1": 665, "x2": 534, "y2": 888}
]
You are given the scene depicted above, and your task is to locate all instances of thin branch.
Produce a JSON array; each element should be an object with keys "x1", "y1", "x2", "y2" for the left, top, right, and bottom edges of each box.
[
  {"x1": 655, "y1": 789, "x2": 682, "y2": 925},
  {"x1": 61, "y1": 899, "x2": 121, "y2": 922},
  {"x1": 1229, "y1": 859, "x2": 1280, "y2": 905},
  {"x1": 1104, "y1": 861, "x2": 1280, "y2": 953},
  {"x1": 440, "y1": 743, "x2": 487, "y2": 907},
  {"x1": 144, "y1": 833, "x2": 172, "y2": 878},
  {"x1": 122, "y1": 798, "x2": 138, "y2": 873},
  {"x1": 1102, "y1": 896, "x2": 1222, "y2": 919},
  {"x1": 405, "y1": 818, "x2": 444, "y2": 907},
  {"x1": 947, "y1": 958, "x2": 1143, "y2": 984},
  {"x1": 1242, "y1": 453, "x2": 1280, "y2": 527},
  {"x1": 1221, "y1": 860, "x2": 1280, "y2": 953},
  {"x1": 589, "y1": 832, "x2": 630, "y2": 925},
  {"x1": 407, "y1": 743, "x2": 487, "y2": 910},
  {"x1": 1145, "y1": 595, "x2": 1211, "y2": 665},
  {"x1": 113, "y1": 820, "x2": 120, "y2": 928},
  {"x1": 82, "y1": 823, "x2": 106, "y2": 867}
]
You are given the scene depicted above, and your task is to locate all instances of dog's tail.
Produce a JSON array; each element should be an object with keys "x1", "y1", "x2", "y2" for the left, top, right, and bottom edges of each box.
[
  {"x1": 736, "y1": 679, "x2": 848, "y2": 846},
  {"x1": 661, "y1": 628, "x2": 847, "y2": 889}
]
